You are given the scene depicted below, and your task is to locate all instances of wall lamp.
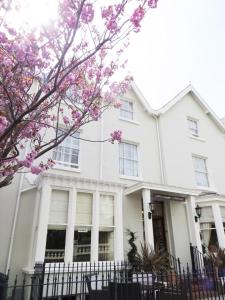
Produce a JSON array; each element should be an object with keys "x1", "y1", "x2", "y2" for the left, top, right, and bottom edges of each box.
[
  {"x1": 148, "y1": 202, "x2": 155, "y2": 219},
  {"x1": 195, "y1": 205, "x2": 202, "y2": 222}
]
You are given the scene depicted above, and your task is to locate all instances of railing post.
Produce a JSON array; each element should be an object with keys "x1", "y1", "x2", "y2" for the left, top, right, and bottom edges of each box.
[
  {"x1": 0, "y1": 273, "x2": 8, "y2": 300},
  {"x1": 190, "y1": 243, "x2": 196, "y2": 274},
  {"x1": 32, "y1": 262, "x2": 45, "y2": 300}
]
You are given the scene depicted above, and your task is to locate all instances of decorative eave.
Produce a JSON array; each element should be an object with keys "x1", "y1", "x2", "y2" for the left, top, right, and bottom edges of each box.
[{"x1": 35, "y1": 171, "x2": 126, "y2": 190}]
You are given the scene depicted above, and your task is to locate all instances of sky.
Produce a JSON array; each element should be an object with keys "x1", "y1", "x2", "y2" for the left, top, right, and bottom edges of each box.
[{"x1": 127, "y1": 0, "x2": 225, "y2": 118}]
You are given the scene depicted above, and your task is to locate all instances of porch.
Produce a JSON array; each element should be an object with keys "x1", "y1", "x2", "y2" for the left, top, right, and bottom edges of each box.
[{"x1": 124, "y1": 182, "x2": 202, "y2": 268}]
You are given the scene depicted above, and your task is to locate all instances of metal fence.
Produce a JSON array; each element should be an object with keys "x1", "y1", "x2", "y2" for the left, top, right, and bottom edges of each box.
[{"x1": 1, "y1": 261, "x2": 225, "y2": 300}]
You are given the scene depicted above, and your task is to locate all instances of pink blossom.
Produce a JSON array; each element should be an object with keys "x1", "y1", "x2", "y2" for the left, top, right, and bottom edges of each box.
[
  {"x1": 63, "y1": 116, "x2": 70, "y2": 124},
  {"x1": 30, "y1": 165, "x2": 42, "y2": 175},
  {"x1": 130, "y1": 6, "x2": 145, "y2": 31},
  {"x1": 0, "y1": 116, "x2": 8, "y2": 133},
  {"x1": 148, "y1": 0, "x2": 158, "y2": 8},
  {"x1": 81, "y1": 4, "x2": 94, "y2": 24},
  {"x1": 114, "y1": 100, "x2": 122, "y2": 108},
  {"x1": 110, "y1": 130, "x2": 122, "y2": 143}
]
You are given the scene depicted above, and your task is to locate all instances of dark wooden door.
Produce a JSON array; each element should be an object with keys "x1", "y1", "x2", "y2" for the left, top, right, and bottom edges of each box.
[{"x1": 152, "y1": 203, "x2": 167, "y2": 251}]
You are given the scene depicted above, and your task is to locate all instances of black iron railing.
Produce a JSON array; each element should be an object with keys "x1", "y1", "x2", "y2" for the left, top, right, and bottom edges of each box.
[
  {"x1": 1, "y1": 261, "x2": 225, "y2": 300},
  {"x1": 190, "y1": 244, "x2": 214, "y2": 273}
]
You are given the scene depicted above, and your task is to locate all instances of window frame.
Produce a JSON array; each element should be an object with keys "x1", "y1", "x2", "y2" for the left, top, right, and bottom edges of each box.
[
  {"x1": 192, "y1": 155, "x2": 209, "y2": 187},
  {"x1": 120, "y1": 99, "x2": 134, "y2": 121},
  {"x1": 45, "y1": 190, "x2": 117, "y2": 264},
  {"x1": 187, "y1": 117, "x2": 199, "y2": 137},
  {"x1": 52, "y1": 130, "x2": 81, "y2": 170},
  {"x1": 119, "y1": 141, "x2": 139, "y2": 178}
]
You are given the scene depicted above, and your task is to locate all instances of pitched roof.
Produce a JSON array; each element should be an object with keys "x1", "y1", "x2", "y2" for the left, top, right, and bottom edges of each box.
[
  {"x1": 156, "y1": 84, "x2": 225, "y2": 132},
  {"x1": 130, "y1": 82, "x2": 155, "y2": 115}
]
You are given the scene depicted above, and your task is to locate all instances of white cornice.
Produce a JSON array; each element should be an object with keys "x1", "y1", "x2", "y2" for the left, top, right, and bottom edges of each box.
[
  {"x1": 36, "y1": 172, "x2": 126, "y2": 190},
  {"x1": 124, "y1": 181, "x2": 200, "y2": 196}
]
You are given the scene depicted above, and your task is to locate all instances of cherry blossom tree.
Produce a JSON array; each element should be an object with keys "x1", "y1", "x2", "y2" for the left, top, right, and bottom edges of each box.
[{"x1": 0, "y1": 0, "x2": 158, "y2": 188}]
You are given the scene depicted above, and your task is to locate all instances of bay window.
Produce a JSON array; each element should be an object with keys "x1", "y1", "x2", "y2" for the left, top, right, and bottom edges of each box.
[
  {"x1": 45, "y1": 190, "x2": 117, "y2": 263},
  {"x1": 200, "y1": 206, "x2": 218, "y2": 252}
]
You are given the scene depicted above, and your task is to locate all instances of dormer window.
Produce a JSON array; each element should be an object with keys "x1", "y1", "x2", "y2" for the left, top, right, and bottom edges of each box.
[
  {"x1": 187, "y1": 117, "x2": 199, "y2": 137},
  {"x1": 120, "y1": 100, "x2": 133, "y2": 120}
]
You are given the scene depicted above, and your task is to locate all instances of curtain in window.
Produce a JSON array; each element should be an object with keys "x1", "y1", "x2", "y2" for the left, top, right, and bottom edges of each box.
[
  {"x1": 76, "y1": 193, "x2": 92, "y2": 225},
  {"x1": 49, "y1": 190, "x2": 69, "y2": 224},
  {"x1": 99, "y1": 195, "x2": 114, "y2": 227},
  {"x1": 200, "y1": 223, "x2": 212, "y2": 247},
  {"x1": 200, "y1": 206, "x2": 214, "y2": 222},
  {"x1": 193, "y1": 156, "x2": 209, "y2": 187}
]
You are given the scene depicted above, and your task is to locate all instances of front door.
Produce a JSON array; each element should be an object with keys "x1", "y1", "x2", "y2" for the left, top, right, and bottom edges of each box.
[{"x1": 152, "y1": 202, "x2": 167, "y2": 252}]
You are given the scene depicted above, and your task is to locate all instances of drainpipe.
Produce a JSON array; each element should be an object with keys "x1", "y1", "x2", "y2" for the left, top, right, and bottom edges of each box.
[
  {"x1": 99, "y1": 113, "x2": 103, "y2": 180},
  {"x1": 5, "y1": 146, "x2": 28, "y2": 273},
  {"x1": 153, "y1": 113, "x2": 166, "y2": 185}
]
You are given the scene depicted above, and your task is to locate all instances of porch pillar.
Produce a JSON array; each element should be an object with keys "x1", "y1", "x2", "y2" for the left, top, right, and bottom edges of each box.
[
  {"x1": 64, "y1": 187, "x2": 76, "y2": 263},
  {"x1": 186, "y1": 196, "x2": 202, "y2": 252},
  {"x1": 142, "y1": 189, "x2": 154, "y2": 249},
  {"x1": 114, "y1": 190, "x2": 124, "y2": 261},
  {"x1": 212, "y1": 203, "x2": 225, "y2": 248},
  {"x1": 34, "y1": 182, "x2": 51, "y2": 262}
]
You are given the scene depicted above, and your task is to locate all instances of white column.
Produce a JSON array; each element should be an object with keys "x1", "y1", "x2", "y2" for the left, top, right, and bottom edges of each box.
[
  {"x1": 34, "y1": 183, "x2": 51, "y2": 262},
  {"x1": 142, "y1": 189, "x2": 154, "y2": 249},
  {"x1": 212, "y1": 203, "x2": 225, "y2": 248},
  {"x1": 64, "y1": 188, "x2": 76, "y2": 264},
  {"x1": 91, "y1": 191, "x2": 99, "y2": 262},
  {"x1": 186, "y1": 196, "x2": 202, "y2": 252},
  {"x1": 114, "y1": 190, "x2": 124, "y2": 262}
]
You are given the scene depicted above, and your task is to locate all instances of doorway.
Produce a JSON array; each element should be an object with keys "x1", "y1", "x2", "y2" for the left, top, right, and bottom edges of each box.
[{"x1": 152, "y1": 202, "x2": 167, "y2": 252}]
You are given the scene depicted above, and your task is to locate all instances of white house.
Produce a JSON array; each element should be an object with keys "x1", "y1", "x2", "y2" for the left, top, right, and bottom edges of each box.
[{"x1": 1, "y1": 84, "x2": 225, "y2": 278}]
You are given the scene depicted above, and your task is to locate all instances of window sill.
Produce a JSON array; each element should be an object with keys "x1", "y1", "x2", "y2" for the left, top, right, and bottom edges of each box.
[
  {"x1": 119, "y1": 175, "x2": 143, "y2": 182},
  {"x1": 53, "y1": 164, "x2": 81, "y2": 173},
  {"x1": 119, "y1": 117, "x2": 140, "y2": 125},
  {"x1": 189, "y1": 135, "x2": 206, "y2": 142}
]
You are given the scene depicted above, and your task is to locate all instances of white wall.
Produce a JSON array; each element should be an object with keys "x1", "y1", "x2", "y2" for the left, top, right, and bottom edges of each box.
[{"x1": 159, "y1": 92, "x2": 225, "y2": 193}]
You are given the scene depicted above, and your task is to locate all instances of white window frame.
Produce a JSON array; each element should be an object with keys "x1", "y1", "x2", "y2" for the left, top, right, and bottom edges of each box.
[
  {"x1": 42, "y1": 189, "x2": 120, "y2": 265},
  {"x1": 52, "y1": 130, "x2": 80, "y2": 170},
  {"x1": 120, "y1": 99, "x2": 134, "y2": 120},
  {"x1": 119, "y1": 142, "x2": 139, "y2": 178},
  {"x1": 192, "y1": 155, "x2": 209, "y2": 187},
  {"x1": 187, "y1": 117, "x2": 199, "y2": 137}
]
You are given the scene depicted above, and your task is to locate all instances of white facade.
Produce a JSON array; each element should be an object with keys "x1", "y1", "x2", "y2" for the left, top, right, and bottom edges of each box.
[{"x1": 1, "y1": 84, "x2": 225, "y2": 276}]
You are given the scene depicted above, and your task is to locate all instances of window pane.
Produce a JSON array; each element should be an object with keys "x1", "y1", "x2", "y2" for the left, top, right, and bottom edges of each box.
[
  {"x1": 99, "y1": 229, "x2": 114, "y2": 261},
  {"x1": 49, "y1": 190, "x2": 69, "y2": 224},
  {"x1": 188, "y1": 118, "x2": 198, "y2": 136},
  {"x1": 193, "y1": 157, "x2": 207, "y2": 172},
  {"x1": 53, "y1": 131, "x2": 80, "y2": 167},
  {"x1": 119, "y1": 143, "x2": 138, "y2": 176},
  {"x1": 120, "y1": 100, "x2": 133, "y2": 120},
  {"x1": 100, "y1": 195, "x2": 114, "y2": 226},
  {"x1": 195, "y1": 171, "x2": 209, "y2": 187},
  {"x1": 73, "y1": 229, "x2": 91, "y2": 262},
  {"x1": 45, "y1": 229, "x2": 66, "y2": 262},
  {"x1": 193, "y1": 157, "x2": 209, "y2": 187},
  {"x1": 76, "y1": 193, "x2": 93, "y2": 225}
]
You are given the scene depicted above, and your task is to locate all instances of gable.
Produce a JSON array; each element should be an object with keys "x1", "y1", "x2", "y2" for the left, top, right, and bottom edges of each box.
[{"x1": 157, "y1": 85, "x2": 225, "y2": 133}]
